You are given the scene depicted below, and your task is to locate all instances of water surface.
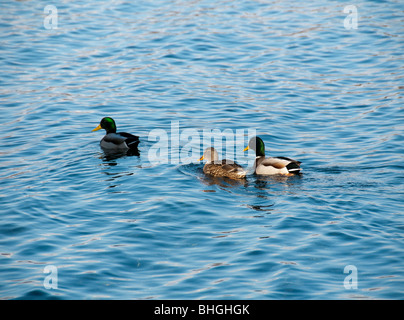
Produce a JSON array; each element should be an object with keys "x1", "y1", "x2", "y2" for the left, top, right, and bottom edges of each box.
[{"x1": 0, "y1": 0, "x2": 403, "y2": 299}]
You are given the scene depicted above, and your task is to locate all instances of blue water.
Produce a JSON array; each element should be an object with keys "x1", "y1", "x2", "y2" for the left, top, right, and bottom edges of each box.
[{"x1": 1, "y1": 0, "x2": 403, "y2": 299}]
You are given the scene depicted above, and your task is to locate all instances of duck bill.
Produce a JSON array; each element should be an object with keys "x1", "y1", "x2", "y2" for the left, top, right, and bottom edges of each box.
[
  {"x1": 92, "y1": 124, "x2": 102, "y2": 132},
  {"x1": 243, "y1": 146, "x2": 249, "y2": 152},
  {"x1": 198, "y1": 155, "x2": 204, "y2": 161}
]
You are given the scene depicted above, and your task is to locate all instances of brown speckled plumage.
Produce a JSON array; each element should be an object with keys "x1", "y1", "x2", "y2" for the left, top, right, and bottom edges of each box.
[{"x1": 199, "y1": 147, "x2": 247, "y2": 179}]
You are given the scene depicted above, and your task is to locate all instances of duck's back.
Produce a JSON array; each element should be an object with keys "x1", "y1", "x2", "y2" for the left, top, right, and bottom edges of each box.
[
  {"x1": 204, "y1": 160, "x2": 247, "y2": 179},
  {"x1": 101, "y1": 132, "x2": 139, "y2": 150},
  {"x1": 255, "y1": 156, "x2": 301, "y2": 175}
]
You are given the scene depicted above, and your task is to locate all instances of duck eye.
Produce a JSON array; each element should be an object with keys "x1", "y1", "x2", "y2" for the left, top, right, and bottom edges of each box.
[{"x1": 101, "y1": 117, "x2": 113, "y2": 127}]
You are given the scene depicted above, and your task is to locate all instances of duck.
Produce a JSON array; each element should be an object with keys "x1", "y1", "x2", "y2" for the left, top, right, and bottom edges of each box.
[
  {"x1": 243, "y1": 136, "x2": 301, "y2": 175},
  {"x1": 92, "y1": 117, "x2": 140, "y2": 152},
  {"x1": 198, "y1": 147, "x2": 247, "y2": 179}
]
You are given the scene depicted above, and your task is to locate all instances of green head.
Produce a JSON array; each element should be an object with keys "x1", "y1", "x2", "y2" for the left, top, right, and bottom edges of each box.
[
  {"x1": 243, "y1": 136, "x2": 265, "y2": 157},
  {"x1": 92, "y1": 117, "x2": 117, "y2": 134}
]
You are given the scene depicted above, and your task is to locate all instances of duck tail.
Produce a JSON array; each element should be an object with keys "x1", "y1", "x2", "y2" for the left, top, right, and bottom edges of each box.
[
  {"x1": 127, "y1": 139, "x2": 140, "y2": 148},
  {"x1": 286, "y1": 161, "x2": 301, "y2": 174}
]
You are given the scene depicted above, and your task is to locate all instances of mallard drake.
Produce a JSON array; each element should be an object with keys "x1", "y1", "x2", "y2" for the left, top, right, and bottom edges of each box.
[
  {"x1": 198, "y1": 147, "x2": 247, "y2": 179},
  {"x1": 243, "y1": 136, "x2": 301, "y2": 175},
  {"x1": 92, "y1": 117, "x2": 140, "y2": 152}
]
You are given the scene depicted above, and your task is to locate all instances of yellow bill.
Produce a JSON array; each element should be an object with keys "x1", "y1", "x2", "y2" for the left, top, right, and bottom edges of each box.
[
  {"x1": 198, "y1": 155, "x2": 204, "y2": 161},
  {"x1": 92, "y1": 124, "x2": 102, "y2": 132},
  {"x1": 243, "y1": 146, "x2": 249, "y2": 152}
]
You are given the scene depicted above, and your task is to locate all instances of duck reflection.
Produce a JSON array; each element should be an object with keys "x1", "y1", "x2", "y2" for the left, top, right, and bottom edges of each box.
[
  {"x1": 254, "y1": 173, "x2": 302, "y2": 186},
  {"x1": 246, "y1": 174, "x2": 303, "y2": 214},
  {"x1": 245, "y1": 203, "x2": 274, "y2": 213},
  {"x1": 199, "y1": 173, "x2": 249, "y2": 189},
  {"x1": 100, "y1": 148, "x2": 140, "y2": 163},
  {"x1": 95, "y1": 149, "x2": 140, "y2": 191}
]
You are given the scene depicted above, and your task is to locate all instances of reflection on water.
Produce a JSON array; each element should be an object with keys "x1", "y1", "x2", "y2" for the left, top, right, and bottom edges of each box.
[
  {"x1": 199, "y1": 173, "x2": 248, "y2": 189},
  {"x1": 98, "y1": 148, "x2": 140, "y2": 162},
  {"x1": 95, "y1": 150, "x2": 142, "y2": 191},
  {"x1": 245, "y1": 204, "x2": 274, "y2": 213}
]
